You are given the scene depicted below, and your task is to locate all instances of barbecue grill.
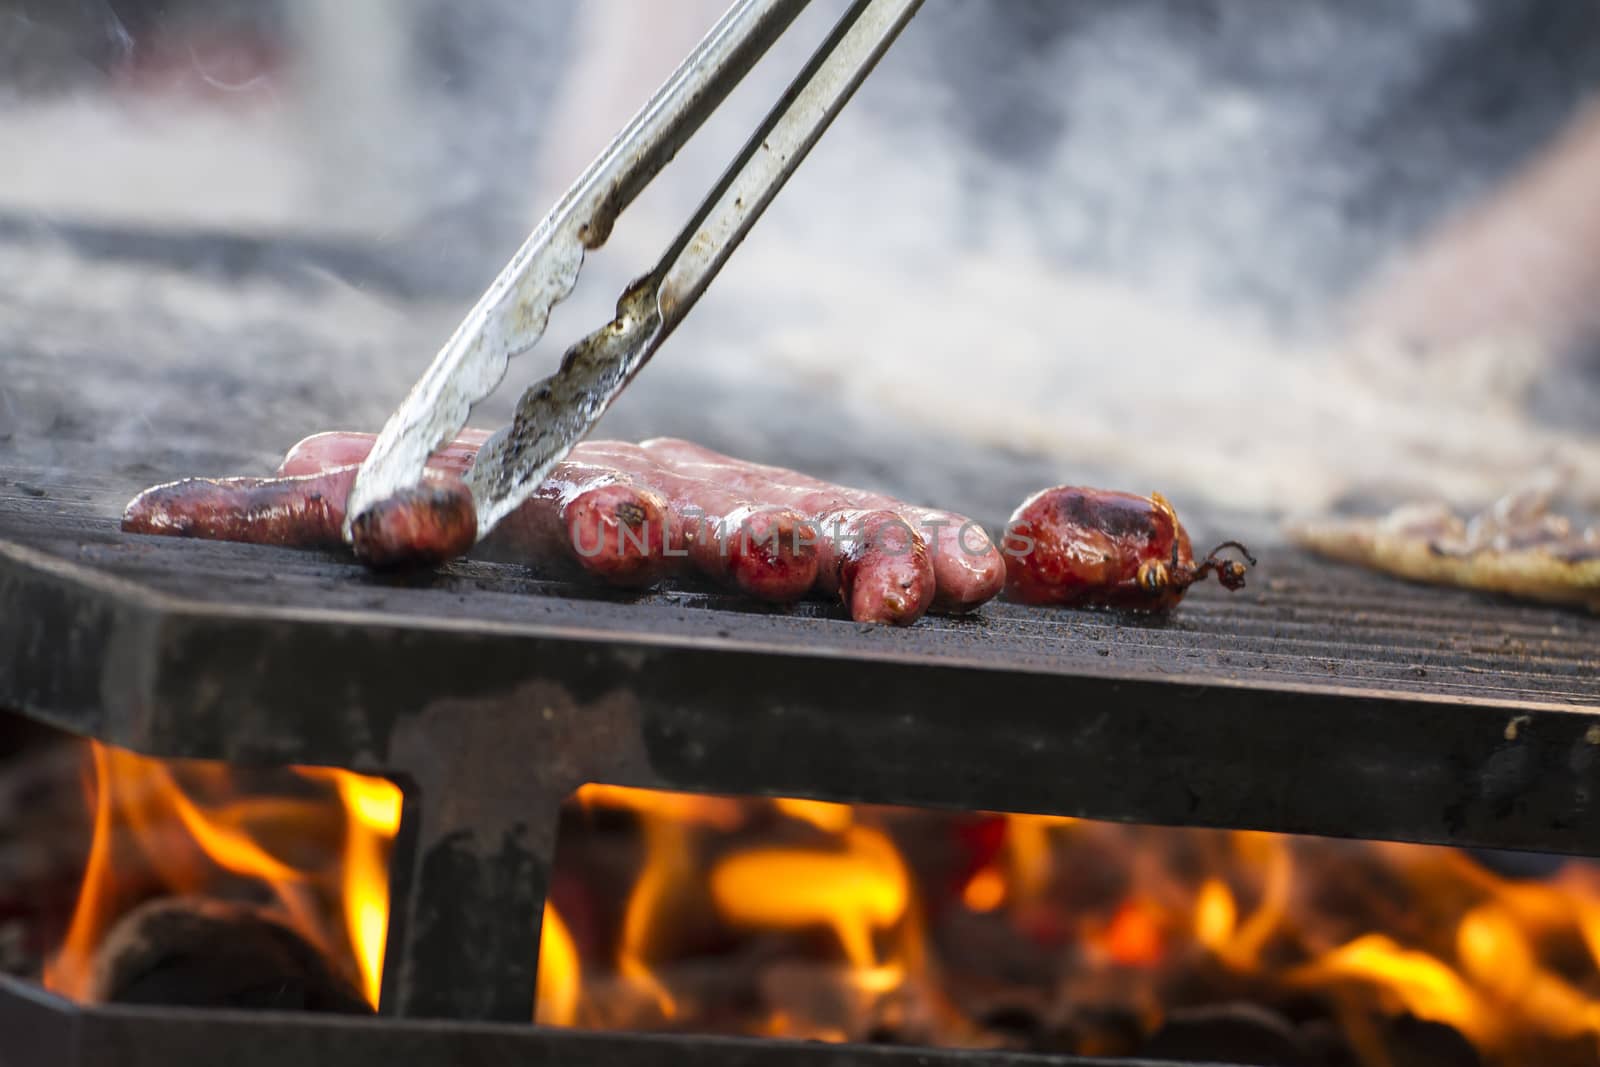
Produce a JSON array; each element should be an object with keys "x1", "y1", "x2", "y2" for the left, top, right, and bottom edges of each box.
[
  {"x1": 7, "y1": 0, "x2": 1600, "y2": 1058},
  {"x1": 4, "y1": 450, "x2": 1598, "y2": 1066}
]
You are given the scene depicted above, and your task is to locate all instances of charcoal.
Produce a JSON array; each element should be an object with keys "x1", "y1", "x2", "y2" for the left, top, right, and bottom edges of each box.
[
  {"x1": 1383, "y1": 1016, "x2": 1483, "y2": 1067},
  {"x1": 1140, "y1": 1002, "x2": 1314, "y2": 1066},
  {"x1": 89, "y1": 896, "x2": 370, "y2": 1014},
  {"x1": 1037, "y1": 1005, "x2": 1145, "y2": 1058}
]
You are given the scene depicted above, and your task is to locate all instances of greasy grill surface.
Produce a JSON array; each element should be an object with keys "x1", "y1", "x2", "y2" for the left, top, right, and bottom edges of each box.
[{"x1": 2, "y1": 468, "x2": 1595, "y2": 709}]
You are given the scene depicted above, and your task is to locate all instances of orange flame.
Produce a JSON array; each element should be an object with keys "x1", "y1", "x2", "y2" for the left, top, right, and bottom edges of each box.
[
  {"x1": 1095, "y1": 898, "x2": 1165, "y2": 967},
  {"x1": 1193, "y1": 831, "x2": 1293, "y2": 972},
  {"x1": 573, "y1": 783, "x2": 733, "y2": 1019},
  {"x1": 537, "y1": 903, "x2": 582, "y2": 1026},
  {"x1": 45, "y1": 741, "x2": 577, "y2": 1022},
  {"x1": 959, "y1": 814, "x2": 1080, "y2": 915},
  {"x1": 711, "y1": 823, "x2": 911, "y2": 990},
  {"x1": 772, "y1": 798, "x2": 855, "y2": 834},
  {"x1": 44, "y1": 743, "x2": 399, "y2": 1007},
  {"x1": 44, "y1": 742, "x2": 117, "y2": 1000},
  {"x1": 962, "y1": 866, "x2": 1006, "y2": 913},
  {"x1": 568, "y1": 785, "x2": 933, "y2": 1036},
  {"x1": 296, "y1": 767, "x2": 403, "y2": 1006},
  {"x1": 45, "y1": 754, "x2": 1600, "y2": 1066},
  {"x1": 1193, "y1": 876, "x2": 1237, "y2": 950},
  {"x1": 1292, "y1": 934, "x2": 1490, "y2": 1045},
  {"x1": 618, "y1": 815, "x2": 691, "y2": 1018},
  {"x1": 546, "y1": 792, "x2": 1600, "y2": 1065},
  {"x1": 1002, "y1": 813, "x2": 1078, "y2": 905}
]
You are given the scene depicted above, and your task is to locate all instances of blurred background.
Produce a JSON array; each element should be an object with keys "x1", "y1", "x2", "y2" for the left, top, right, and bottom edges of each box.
[{"x1": 3, "y1": 0, "x2": 1600, "y2": 537}]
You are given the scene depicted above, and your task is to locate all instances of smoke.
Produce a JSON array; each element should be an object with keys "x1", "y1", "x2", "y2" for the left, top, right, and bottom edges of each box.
[
  {"x1": 3, "y1": 0, "x2": 1600, "y2": 522},
  {"x1": 535, "y1": 0, "x2": 1600, "y2": 515}
]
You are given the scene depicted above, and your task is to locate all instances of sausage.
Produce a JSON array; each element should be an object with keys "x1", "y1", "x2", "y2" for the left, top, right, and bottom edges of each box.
[
  {"x1": 277, "y1": 428, "x2": 493, "y2": 479},
  {"x1": 280, "y1": 431, "x2": 986, "y2": 615},
  {"x1": 639, "y1": 438, "x2": 1004, "y2": 612},
  {"x1": 697, "y1": 504, "x2": 819, "y2": 602},
  {"x1": 905, "y1": 508, "x2": 1007, "y2": 614},
  {"x1": 120, "y1": 466, "x2": 478, "y2": 569},
  {"x1": 348, "y1": 479, "x2": 477, "y2": 569},
  {"x1": 127, "y1": 446, "x2": 667, "y2": 580},
  {"x1": 129, "y1": 428, "x2": 998, "y2": 624},
  {"x1": 122, "y1": 471, "x2": 351, "y2": 549},
  {"x1": 814, "y1": 508, "x2": 937, "y2": 626},
  {"x1": 288, "y1": 435, "x2": 683, "y2": 586},
  {"x1": 542, "y1": 474, "x2": 678, "y2": 588},
  {"x1": 1003, "y1": 487, "x2": 1253, "y2": 611},
  {"x1": 576, "y1": 441, "x2": 819, "y2": 602}
]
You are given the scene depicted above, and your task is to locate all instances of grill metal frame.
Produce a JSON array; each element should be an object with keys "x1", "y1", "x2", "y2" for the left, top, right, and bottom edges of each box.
[{"x1": 3, "y1": 473, "x2": 1599, "y2": 1043}]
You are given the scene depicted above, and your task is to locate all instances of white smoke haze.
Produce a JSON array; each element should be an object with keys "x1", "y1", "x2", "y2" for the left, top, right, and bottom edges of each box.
[
  {"x1": 3, "y1": 0, "x2": 1599, "y2": 525},
  {"x1": 544, "y1": 0, "x2": 1600, "y2": 515}
]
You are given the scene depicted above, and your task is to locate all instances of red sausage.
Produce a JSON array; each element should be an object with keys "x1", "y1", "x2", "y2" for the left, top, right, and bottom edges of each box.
[
  {"x1": 277, "y1": 429, "x2": 492, "y2": 479},
  {"x1": 282, "y1": 434, "x2": 676, "y2": 586},
  {"x1": 121, "y1": 467, "x2": 476, "y2": 569},
  {"x1": 130, "y1": 437, "x2": 671, "y2": 580},
  {"x1": 139, "y1": 429, "x2": 994, "y2": 623},
  {"x1": 122, "y1": 470, "x2": 351, "y2": 548},
  {"x1": 713, "y1": 504, "x2": 820, "y2": 603},
  {"x1": 640, "y1": 438, "x2": 1003, "y2": 612},
  {"x1": 551, "y1": 478, "x2": 677, "y2": 588},
  {"x1": 815, "y1": 508, "x2": 936, "y2": 626},
  {"x1": 577, "y1": 442, "x2": 819, "y2": 602},
  {"x1": 1003, "y1": 487, "x2": 1252, "y2": 612},
  {"x1": 909, "y1": 508, "x2": 1007, "y2": 614},
  {"x1": 286, "y1": 431, "x2": 982, "y2": 618},
  {"x1": 348, "y1": 480, "x2": 477, "y2": 569},
  {"x1": 318, "y1": 436, "x2": 784, "y2": 597}
]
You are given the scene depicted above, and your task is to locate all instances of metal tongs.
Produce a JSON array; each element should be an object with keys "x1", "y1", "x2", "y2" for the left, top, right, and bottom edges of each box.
[{"x1": 343, "y1": 0, "x2": 923, "y2": 541}]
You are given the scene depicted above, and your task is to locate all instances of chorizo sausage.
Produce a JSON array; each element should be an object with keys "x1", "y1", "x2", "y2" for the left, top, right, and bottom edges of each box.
[{"x1": 1004, "y1": 487, "x2": 1252, "y2": 612}]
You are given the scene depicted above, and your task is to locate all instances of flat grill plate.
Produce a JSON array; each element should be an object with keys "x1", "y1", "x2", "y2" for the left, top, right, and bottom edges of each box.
[{"x1": 3, "y1": 468, "x2": 1599, "y2": 856}]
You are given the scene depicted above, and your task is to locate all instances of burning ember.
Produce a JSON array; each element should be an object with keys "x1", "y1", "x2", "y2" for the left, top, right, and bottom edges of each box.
[{"x1": 38, "y1": 745, "x2": 1600, "y2": 1065}]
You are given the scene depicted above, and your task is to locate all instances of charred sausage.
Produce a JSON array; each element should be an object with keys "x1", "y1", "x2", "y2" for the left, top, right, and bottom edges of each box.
[{"x1": 1004, "y1": 487, "x2": 1253, "y2": 612}]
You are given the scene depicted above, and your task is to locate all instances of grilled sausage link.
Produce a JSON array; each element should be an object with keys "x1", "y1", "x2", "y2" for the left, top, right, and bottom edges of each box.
[
  {"x1": 574, "y1": 441, "x2": 819, "y2": 602},
  {"x1": 122, "y1": 471, "x2": 350, "y2": 548},
  {"x1": 813, "y1": 508, "x2": 936, "y2": 626},
  {"x1": 639, "y1": 438, "x2": 1004, "y2": 612},
  {"x1": 126, "y1": 450, "x2": 665, "y2": 580},
  {"x1": 1004, "y1": 486, "x2": 1252, "y2": 612},
  {"x1": 121, "y1": 467, "x2": 477, "y2": 569}
]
